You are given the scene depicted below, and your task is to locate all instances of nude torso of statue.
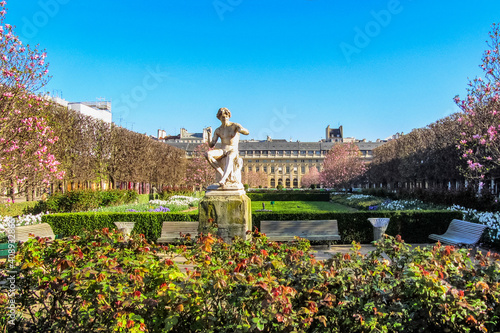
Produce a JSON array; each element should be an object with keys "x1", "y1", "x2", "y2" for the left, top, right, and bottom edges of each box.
[
  {"x1": 213, "y1": 123, "x2": 245, "y2": 152},
  {"x1": 205, "y1": 108, "x2": 249, "y2": 188}
]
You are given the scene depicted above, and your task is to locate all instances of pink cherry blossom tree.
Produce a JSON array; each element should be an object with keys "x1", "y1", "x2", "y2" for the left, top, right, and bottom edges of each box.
[
  {"x1": 0, "y1": 1, "x2": 63, "y2": 202},
  {"x1": 184, "y1": 143, "x2": 215, "y2": 191},
  {"x1": 301, "y1": 166, "x2": 320, "y2": 188},
  {"x1": 455, "y1": 23, "x2": 500, "y2": 187},
  {"x1": 241, "y1": 170, "x2": 268, "y2": 188},
  {"x1": 320, "y1": 143, "x2": 366, "y2": 189}
]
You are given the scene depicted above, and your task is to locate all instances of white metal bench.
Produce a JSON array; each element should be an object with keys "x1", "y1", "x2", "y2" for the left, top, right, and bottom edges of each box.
[
  {"x1": 156, "y1": 221, "x2": 199, "y2": 243},
  {"x1": 429, "y1": 219, "x2": 488, "y2": 248},
  {"x1": 15, "y1": 223, "x2": 56, "y2": 242},
  {"x1": 260, "y1": 220, "x2": 341, "y2": 246}
]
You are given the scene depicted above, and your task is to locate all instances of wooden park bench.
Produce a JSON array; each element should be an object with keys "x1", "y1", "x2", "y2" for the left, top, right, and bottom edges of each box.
[
  {"x1": 15, "y1": 223, "x2": 56, "y2": 242},
  {"x1": 429, "y1": 219, "x2": 488, "y2": 249},
  {"x1": 156, "y1": 221, "x2": 199, "y2": 243},
  {"x1": 1, "y1": 223, "x2": 56, "y2": 258},
  {"x1": 260, "y1": 220, "x2": 341, "y2": 246}
]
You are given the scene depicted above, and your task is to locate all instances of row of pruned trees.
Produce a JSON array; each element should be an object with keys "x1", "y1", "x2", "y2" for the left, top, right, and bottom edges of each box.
[
  {"x1": 368, "y1": 113, "x2": 470, "y2": 190},
  {"x1": 46, "y1": 105, "x2": 186, "y2": 195}
]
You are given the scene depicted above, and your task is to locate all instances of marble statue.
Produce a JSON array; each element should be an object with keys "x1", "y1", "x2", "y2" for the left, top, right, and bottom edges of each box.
[{"x1": 205, "y1": 107, "x2": 249, "y2": 189}]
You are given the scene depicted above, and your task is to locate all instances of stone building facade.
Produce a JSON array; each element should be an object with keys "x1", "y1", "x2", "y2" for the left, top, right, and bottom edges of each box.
[{"x1": 163, "y1": 128, "x2": 386, "y2": 188}]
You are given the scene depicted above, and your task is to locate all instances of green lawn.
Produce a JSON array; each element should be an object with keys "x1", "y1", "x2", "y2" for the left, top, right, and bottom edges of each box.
[{"x1": 252, "y1": 201, "x2": 357, "y2": 213}]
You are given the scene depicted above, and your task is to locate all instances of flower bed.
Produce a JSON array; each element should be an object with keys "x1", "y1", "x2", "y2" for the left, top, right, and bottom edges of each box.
[
  {"x1": 98, "y1": 196, "x2": 201, "y2": 213},
  {"x1": 2, "y1": 229, "x2": 500, "y2": 332}
]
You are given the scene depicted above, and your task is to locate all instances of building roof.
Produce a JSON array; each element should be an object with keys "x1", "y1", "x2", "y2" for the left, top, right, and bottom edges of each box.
[{"x1": 164, "y1": 140, "x2": 385, "y2": 153}]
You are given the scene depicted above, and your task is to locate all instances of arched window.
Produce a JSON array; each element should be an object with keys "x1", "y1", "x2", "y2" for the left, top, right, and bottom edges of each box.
[
  {"x1": 270, "y1": 178, "x2": 276, "y2": 187},
  {"x1": 293, "y1": 179, "x2": 298, "y2": 188},
  {"x1": 286, "y1": 179, "x2": 291, "y2": 187}
]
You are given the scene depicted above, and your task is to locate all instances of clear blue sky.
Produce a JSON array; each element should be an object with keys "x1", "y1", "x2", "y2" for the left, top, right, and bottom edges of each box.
[{"x1": 5, "y1": 0, "x2": 500, "y2": 142}]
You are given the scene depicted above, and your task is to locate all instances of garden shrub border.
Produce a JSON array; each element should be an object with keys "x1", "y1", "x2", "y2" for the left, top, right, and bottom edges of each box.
[
  {"x1": 43, "y1": 210, "x2": 465, "y2": 245},
  {"x1": 43, "y1": 212, "x2": 198, "y2": 242},
  {"x1": 28, "y1": 189, "x2": 139, "y2": 214},
  {"x1": 253, "y1": 211, "x2": 463, "y2": 244}
]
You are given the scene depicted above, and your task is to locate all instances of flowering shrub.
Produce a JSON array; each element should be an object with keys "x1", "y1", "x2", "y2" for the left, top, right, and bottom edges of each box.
[
  {"x1": 331, "y1": 194, "x2": 385, "y2": 210},
  {"x1": 126, "y1": 205, "x2": 171, "y2": 213},
  {"x1": 448, "y1": 204, "x2": 500, "y2": 244},
  {"x1": 379, "y1": 199, "x2": 426, "y2": 210},
  {"x1": 455, "y1": 23, "x2": 500, "y2": 181},
  {"x1": 151, "y1": 195, "x2": 200, "y2": 208},
  {"x1": 346, "y1": 194, "x2": 374, "y2": 200},
  {"x1": 2, "y1": 230, "x2": 500, "y2": 332},
  {"x1": 112, "y1": 196, "x2": 200, "y2": 213},
  {"x1": 149, "y1": 206, "x2": 171, "y2": 212}
]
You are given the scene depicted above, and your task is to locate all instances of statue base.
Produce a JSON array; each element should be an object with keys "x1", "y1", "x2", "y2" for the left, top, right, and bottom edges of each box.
[{"x1": 198, "y1": 192, "x2": 252, "y2": 243}]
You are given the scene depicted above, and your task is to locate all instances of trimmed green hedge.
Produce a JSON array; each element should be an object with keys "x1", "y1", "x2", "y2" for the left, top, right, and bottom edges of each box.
[
  {"x1": 42, "y1": 210, "x2": 465, "y2": 245},
  {"x1": 247, "y1": 192, "x2": 330, "y2": 202},
  {"x1": 28, "y1": 189, "x2": 139, "y2": 214},
  {"x1": 253, "y1": 211, "x2": 464, "y2": 244},
  {"x1": 43, "y1": 212, "x2": 198, "y2": 241}
]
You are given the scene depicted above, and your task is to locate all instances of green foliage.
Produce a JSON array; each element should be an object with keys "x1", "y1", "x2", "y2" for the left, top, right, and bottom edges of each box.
[
  {"x1": 42, "y1": 212, "x2": 198, "y2": 241},
  {"x1": 276, "y1": 184, "x2": 284, "y2": 190},
  {"x1": 2, "y1": 230, "x2": 500, "y2": 332},
  {"x1": 27, "y1": 189, "x2": 139, "y2": 214},
  {"x1": 0, "y1": 201, "x2": 37, "y2": 217},
  {"x1": 252, "y1": 211, "x2": 463, "y2": 244},
  {"x1": 248, "y1": 192, "x2": 330, "y2": 202}
]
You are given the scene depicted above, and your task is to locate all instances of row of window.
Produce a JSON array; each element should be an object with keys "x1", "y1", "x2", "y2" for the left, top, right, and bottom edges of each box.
[
  {"x1": 246, "y1": 159, "x2": 321, "y2": 163},
  {"x1": 247, "y1": 166, "x2": 317, "y2": 173},
  {"x1": 241, "y1": 150, "x2": 373, "y2": 156},
  {"x1": 270, "y1": 178, "x2": 299, "y2": 187},
  {"x1": 241, "y1": 150, "x2": 323, "y2": 156}
]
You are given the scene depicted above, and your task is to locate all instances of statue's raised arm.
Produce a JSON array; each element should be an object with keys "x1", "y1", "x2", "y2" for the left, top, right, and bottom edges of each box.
[
  {"x1": 204, "y1": 108, "x2": 249, "y2": 189},
  {"x1": 235, "y1": 123, "x2": 249, "y2": 136}
]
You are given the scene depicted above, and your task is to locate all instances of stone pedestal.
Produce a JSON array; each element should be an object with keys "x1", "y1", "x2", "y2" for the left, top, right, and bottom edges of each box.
[{"x1": 198, "y1": 189, "x2": 252, "y2": 243}]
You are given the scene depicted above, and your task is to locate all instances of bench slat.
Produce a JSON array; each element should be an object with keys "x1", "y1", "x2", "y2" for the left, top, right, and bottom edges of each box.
[
  {"x1": 15, "y1": 223, "x2": 55, "y2": 242},
  {"x1": 429, "y1": 219, "x2": 487, "y2": 247},
  {"x1": 261, "y1": 220, "x2": 340, "y2": 243},
  {"x1": 157, "y1": 221, "x2": 199, "y2": 243}
]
